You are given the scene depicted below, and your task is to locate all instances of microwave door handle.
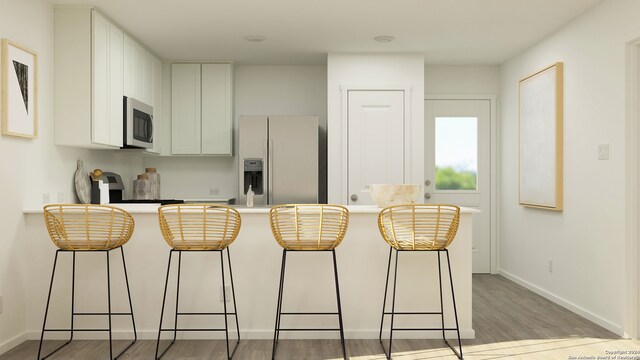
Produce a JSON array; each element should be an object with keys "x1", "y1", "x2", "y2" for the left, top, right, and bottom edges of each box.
[{"x1": 148, "y1": 115, "x2": 154, "y2": 142}]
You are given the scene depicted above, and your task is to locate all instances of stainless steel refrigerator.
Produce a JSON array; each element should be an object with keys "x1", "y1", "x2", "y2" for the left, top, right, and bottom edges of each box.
[{"x1": 238, "y1": 115, "x2": 319, "y2": 206}]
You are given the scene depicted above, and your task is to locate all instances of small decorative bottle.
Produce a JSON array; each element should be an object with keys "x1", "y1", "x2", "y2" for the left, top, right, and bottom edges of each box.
[
  {"x1": 246, "y1": 185, "x2": 254, "y2": 208},
  {"x1": 145, "y1": 168, "x2": 160, "y2": 199},
  {"x1": 133, "y1": 174, "x2": 152, "y2": 200}
]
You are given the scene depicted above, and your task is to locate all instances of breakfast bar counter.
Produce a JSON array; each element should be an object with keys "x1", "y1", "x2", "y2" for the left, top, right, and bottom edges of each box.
[{"x1": 23, "y1": 205, "x2": 476, "y2": 340}]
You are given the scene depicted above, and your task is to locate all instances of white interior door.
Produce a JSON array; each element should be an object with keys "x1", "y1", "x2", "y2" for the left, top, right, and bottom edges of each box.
[
  {"x1": 348, "y1": 91, "x2": 405, "y2": 205},
  {"x1": 425, "y1": 99, "x2": 491, "y2": 273}
]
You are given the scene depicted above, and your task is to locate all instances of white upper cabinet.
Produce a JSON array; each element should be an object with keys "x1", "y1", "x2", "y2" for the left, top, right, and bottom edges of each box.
[
  {"x1": 54, "y1": 7, "x2": 123, "y2": 148},
  {"x1": 146, "y1": 57, "x2": 163, "y2": 154},
  {"x1": 201, "y1": 64, "x2": 233, "y2": 155},
  {"x1": 171, "y1": 63, "x2": 233, "y2": 155},
  {"x1": 55, "y1": 7, "x2": 161, "y2": 150},
  {"x1": 171, "y1": 64, "x2": 202, "y2": 155},
  {"x1": 123, "y1": 34, "x2": 155, "y2": 106}
]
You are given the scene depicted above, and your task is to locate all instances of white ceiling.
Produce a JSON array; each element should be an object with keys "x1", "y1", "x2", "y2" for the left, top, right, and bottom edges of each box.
[{"x1": 51, "y1": 0, "x2": 603, "y2": 65}]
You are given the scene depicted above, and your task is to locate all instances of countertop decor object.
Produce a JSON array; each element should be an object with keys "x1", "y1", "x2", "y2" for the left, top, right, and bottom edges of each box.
[
  {"x1": 144, "y1": 168, "x2": 160, "y2": 199},
  {"x1": 369, "y1": 184, "x2": 421, "y2": 208},
  {"x1": 133, "y1": 174, "x2": 152, "y2": 200},
  {"x1": 73, "y1": 160, "x2": 91, "y2": 204}
]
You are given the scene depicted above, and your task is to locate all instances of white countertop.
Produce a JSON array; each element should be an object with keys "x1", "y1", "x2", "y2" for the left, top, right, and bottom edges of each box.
[{"x1": 24, "y1": 204, "x2": 480, "y2": 214}]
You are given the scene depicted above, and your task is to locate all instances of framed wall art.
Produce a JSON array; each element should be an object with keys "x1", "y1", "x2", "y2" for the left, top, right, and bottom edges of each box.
[
  {"x1": 519, "y1": 62, "x2": 563, "y2": 210},
  {"x1": 1, "y1": 39, "x2": 38, "y2": 138}
]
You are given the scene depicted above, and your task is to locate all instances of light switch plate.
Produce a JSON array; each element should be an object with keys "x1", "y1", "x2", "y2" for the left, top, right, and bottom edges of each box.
[{"x1": 598, "y1": 144, "x2": 609, "y2": 160}]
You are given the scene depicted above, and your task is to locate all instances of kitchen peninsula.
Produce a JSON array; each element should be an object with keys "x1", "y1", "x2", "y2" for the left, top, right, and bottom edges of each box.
[{"x1": 22, "y1": 205, "x2": 476, "y2": 340}]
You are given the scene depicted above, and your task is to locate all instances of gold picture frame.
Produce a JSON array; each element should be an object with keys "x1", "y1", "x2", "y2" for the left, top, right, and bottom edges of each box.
[
  {"x1": 518, "y1": 62, "x2": 563, "y2": 210},
  {"x1": 1, "y1": 39, "x2": 38, "y2": 138}
]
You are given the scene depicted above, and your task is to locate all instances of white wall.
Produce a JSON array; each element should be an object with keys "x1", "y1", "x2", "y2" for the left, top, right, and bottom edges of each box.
[
  {"x1": 0, "y1": 0, "x2": 142, "y2": 352},
  {"x1": 327, "y1": 53, "x2": 425, "y2": 203},
  {"x1": 144, "y1": 65, "x2": 327, "y2": 201},
  {"x1": 499, "y1": 0, "x2": 640, "y2": 336},
  {"x1": 425, "y1": 65, "x2": 500, "y2": 95}
]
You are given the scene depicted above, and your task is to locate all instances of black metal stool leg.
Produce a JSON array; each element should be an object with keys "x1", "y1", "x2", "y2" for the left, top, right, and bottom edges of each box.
[
  {"x1": 387, "y1": 249, "x2": 400, "y2": 360},
  {"x1": 379, "y1": 247, "x2": 393, "y2": 344},
  {"x1": 227, "y1": 248, "x2": 241, "y2": 342},
  {"x1": 173, "y1": 251, "x2": 182, "y2": 343},
  {"x1": 70, "y1": 251, "x2": 76, "y2": 342},
  {"x1": 220, "y1": 250, "x2": 231, "y2": 359},
  {"x1": 117, "y1": 246, "x2": 138, "y2": 357},
  {"x1": 38, "y1": 250, "x2": 71, "y2": 360},
  {"x1": 437, "y1": 251, "x2": 446, "y2": 341},
  {"x1": 445, "y1": 249, "x2": 463, "y2": 359},
  {"x1": 332, "y1": 249, "x2": 347, "y2": 359},
  {"x1": 106, "y1": 250, "x2": 114, "y2": 359},
  {"x1": 271, "y1": 249, "x2": 287, "y2": 360},
  {"x1": 155, "y1": 250, "x2": 174, "y2": 359}
]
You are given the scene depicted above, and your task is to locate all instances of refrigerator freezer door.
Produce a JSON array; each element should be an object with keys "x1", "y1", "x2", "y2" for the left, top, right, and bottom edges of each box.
[
  {"x1": 268, "y1": 116, "x2": 319, "y2": 204},
  {"x1": 238, "y1": 116, "x2": 268, "y2": 205}
]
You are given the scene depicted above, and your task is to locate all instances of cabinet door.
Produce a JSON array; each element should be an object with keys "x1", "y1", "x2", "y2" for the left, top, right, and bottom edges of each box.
[
  {"x1": 171, "y1": 64, "x2": 201, "y2": 154},
  {"x1": 108, "y1": 24, "x2": 124, "y2": 147},
  {"x1": 147, "y1": 56, "x2": 163, "y2": 154},
  {"x1": 144, "y1": 51, "x2": 154, "y2": 105},
  {"x1": 134, "y1": 43, "x2": 145, "y2": 100},
  {"x1": 201, "y1": 64, "x2": 232, "y2": 155},
  {"x1": 123, "y1": 35, "x2": 135, "y2": 98},
  {"x1": 347, "y1": 90, "x2": 405, "y2": 205},
  {"x1": 91, "y1": 10, "x2": 110, "y2": 145}
]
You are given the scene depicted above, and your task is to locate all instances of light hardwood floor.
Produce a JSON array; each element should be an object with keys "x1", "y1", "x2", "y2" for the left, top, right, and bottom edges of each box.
[{"x1": 2, "y1": 275, "x2": 638, "y2": 359}]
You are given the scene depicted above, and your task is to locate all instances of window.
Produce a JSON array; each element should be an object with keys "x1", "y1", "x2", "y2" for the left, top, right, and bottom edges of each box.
[{"x1": 435, "y1": 117, "x2": 478, "y2": 190}]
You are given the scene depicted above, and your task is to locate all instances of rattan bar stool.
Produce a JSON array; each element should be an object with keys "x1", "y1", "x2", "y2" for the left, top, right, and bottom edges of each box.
[
  {"x1": 155, "y1": 204, "x2": 241, "y2": 360},
  {"x1": 377, "y1": 204, "x2": 463, "y2": 359},
  {"x1": 269, "y1": 204, "x2": 349, "y2": 359},
  {"x1": 38, "y1": 204, "x2": 137, "y2": 360}
]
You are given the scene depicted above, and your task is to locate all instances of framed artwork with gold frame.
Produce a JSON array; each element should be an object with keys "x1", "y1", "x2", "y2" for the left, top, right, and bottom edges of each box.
[
  {"x1": 1, "y1": 39, "x2": 38, "y2": 138},
  {"x1": 519, "y1": 62, "x2": 563, "y2": 210}
]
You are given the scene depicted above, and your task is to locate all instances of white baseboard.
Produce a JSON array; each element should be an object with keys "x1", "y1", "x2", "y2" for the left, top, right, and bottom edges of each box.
[
  {"x1": 26, "y1": 328, "x2": 475, "y2": 341},
  {"x1": 0, "y1": 333, "x2": 27, "y2": 356},
  {"x1": 498, "y1": 269, "x2": 623, "y2": 336}
]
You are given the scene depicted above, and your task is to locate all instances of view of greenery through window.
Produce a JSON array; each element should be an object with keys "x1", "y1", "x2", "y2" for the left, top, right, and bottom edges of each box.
[
  {"x1": 435, "y1": 117, "x2": 478, "y2": 190},
  {"x1": 435, "y1": 166, "x2": 477, "y2": 190}
]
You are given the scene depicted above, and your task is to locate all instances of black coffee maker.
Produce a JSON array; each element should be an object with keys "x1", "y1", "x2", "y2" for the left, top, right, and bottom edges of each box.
[{"x1": 90, "y1": 172, "x2": 124, "y2": 204}]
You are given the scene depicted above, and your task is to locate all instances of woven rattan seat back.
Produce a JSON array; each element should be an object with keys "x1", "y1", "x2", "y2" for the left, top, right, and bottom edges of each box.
[
  {"x1": 378, "y1": 204, "x2": 460, "y2": 250},
  {"x1": 43, "y1": 204, "x2": 135, "y2": 251},
  {"x1": 270, "y1": 204, "x2": 349, "y2": 250},
  {"x1": 158, "y1": 204, "x2": 241, "y2": 250}
]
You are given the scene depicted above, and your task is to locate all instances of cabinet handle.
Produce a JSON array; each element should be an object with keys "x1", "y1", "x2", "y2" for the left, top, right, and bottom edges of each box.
[
  {"x1": 424, "y1": 193, "x2": 431, "y2": 200},
  {"x1": 351, "y1": 194, "x2": 358, "y2": 201}
]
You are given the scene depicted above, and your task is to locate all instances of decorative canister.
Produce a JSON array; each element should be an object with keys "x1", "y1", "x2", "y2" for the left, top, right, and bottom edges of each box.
[
  {"x1": 133, "y1": 174, "x2": 152, "y2": 200},
  {"x1": 145, "y1": 168, "x2": 160, "y2": 200}
]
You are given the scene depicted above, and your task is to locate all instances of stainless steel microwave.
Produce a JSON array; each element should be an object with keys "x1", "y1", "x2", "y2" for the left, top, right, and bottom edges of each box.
[{"x1": 123, "y1": 97, "x2": 153, "y2": 149}]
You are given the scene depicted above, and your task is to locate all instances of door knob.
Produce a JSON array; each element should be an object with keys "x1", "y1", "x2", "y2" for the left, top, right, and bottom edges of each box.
[
  {"x1": 424, "y1": 193, "x2": 431, "y2": 200},
  {"x1": 351, "y1": 194, "x2": 358, "y2": 201}
]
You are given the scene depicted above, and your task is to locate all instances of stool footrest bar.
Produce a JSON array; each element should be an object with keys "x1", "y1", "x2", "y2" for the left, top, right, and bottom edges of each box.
[
  {"x1": 280, "y1": 312, "x2": 339, "y2": 315},
  {"x1": 72, "y1": 312, "x2": 133, "y2": 316},
  {"x1": 159, "y1": 328, "x2": 235, "y2": 332},
  {"x1": 383, "y1": 311, "x2": 442, "y2": 315},
  {"x1": 176, "y1": 312, "x2": 237, "y2": 316},
  {"x1": 277, "y1": 328, "x2": 342, "y2": 331},
  {"x1": 391, "y1": 327, "x2": 460, "y2": 331}
]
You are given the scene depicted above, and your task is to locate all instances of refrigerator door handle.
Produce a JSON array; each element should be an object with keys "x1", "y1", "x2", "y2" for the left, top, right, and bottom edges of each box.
[{"x1": 268, "y1": 139, "x2": 274, "y2": 205}]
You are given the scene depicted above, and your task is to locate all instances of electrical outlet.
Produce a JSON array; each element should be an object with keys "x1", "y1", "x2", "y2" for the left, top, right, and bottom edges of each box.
[
  {"x1": 42, "y1": 193, "x2": 50, "y2": 204},
  {"x1": 548, "y1": 259, "x2": 553, "y2": 273},
  {"x1": 0, "y1": 294, "x2": 4, "y2": 313},
  {"x1": 598, "y1": 144, "x2": 609, "y2": 160},
  {"x1": 219, "y1": 285, "x2": 231, "y2": 302},
  {"x1": 209, "y1": 188, "x2": 220, "y2": 196}
]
